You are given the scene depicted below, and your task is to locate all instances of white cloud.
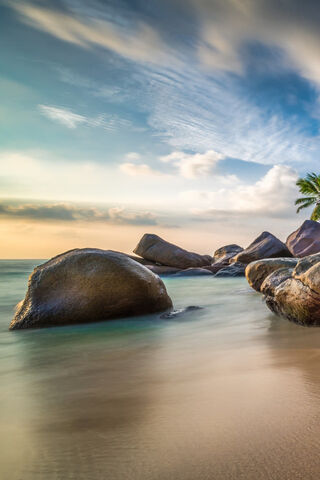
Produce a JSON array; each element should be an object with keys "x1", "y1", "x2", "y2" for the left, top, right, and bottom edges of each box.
[
  {"x1": 187, "y1": 165, "x2": 299, "y2": 217},
  {"x1": 189, "y1": 0, "x2": 320, "y2": 85},
  {"x1": 38, "y1": 104, "x2": 137, "y2": 132},
  {"x1": 119, "y1": 162, "x2": 166, "y2": 177},
  {"x1": 125, "y1": 152, "x2": 141, "y2": 161},
  {"x1": 160, "y1": 150, "x2": 224, "y2": 178},
  {"x1": 11, "y1": 3, "x2": 169, "y2": 64},
  {"x1": 38, "y1": 105, "x2": 87, "y2": 129}
]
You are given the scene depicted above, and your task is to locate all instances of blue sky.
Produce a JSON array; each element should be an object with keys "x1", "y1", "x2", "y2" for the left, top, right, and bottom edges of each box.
[{"x1": 1, "y1": 0, "x2": 320, "y2": 257}]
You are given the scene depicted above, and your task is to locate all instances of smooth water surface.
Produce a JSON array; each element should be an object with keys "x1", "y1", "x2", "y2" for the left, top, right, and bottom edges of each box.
[{"x1": 1, "y1": 260, "x2": 320, "y2": 479}]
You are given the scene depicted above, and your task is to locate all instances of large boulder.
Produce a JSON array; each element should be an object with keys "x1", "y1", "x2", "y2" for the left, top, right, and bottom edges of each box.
[
  {"x1": 10, "y1": 249, "x2": 173, "y2": 330},
  {"x1": 134, "y1": 234, "x2": 212, "y2": 269},
  {"x1": 245, "y1": 258, "x2": 298, "y2": 292},
  {"x1": 263, "y1": 253, "x2": 320, "y2": 325},
  {"x1": 286, "y1": 220, "x2": 320, "y2": 257},
  {"x1": 233, "y1": 232, "x2": 291, "y2": 264},
  {"x1": 214, "y1": 262, "x2": 246, "y2": 277}
]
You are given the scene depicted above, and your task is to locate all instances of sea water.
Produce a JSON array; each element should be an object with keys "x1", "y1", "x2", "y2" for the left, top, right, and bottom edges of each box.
[{"x1": 1, "y1": 260, "x2": 320, "y2": 479}]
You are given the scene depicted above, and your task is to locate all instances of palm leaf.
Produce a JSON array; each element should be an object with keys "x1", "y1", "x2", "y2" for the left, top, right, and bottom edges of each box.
[
  {"x1": 295, "y1": 196, "x2": 317, "y2": 205},
  {"x1": 296, "y1": 197, "x2": 317, "y2": 213},
  {"x1": 311, "y1": 204, "x2": 320, "y2": 221}
]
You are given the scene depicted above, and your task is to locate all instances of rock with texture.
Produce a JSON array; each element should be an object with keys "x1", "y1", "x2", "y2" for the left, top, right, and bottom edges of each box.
[
  {"x1": 245, "y1": 258, "x2": 298, "y2": 292},
  {"x1": 263, "y1": 253, "x2": 320, "y2": 325},
  {"x1": 213, "y1": 244, "x2": 243, "y2": 264},
  {"x1": 286, "y1": 220, "x2": 320, "y2": 258},
  {"x1": 134, "y1": 234, "x2": 212, "y2": 269},
  {"x1": 233, "y1": 232, "x2": 291, "y2": 264},
  {"x1": 214, "y1": 262, "x2": 246, "y2": 277},
  {"x1": 10, "y1": 249, "x2": 173, "y2": 330},
  {"x1": 260, "y1": 268, "x2": 294, "y2": 298}
]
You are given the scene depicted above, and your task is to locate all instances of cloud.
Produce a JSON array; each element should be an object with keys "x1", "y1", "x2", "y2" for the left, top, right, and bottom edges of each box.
[
  {"x1": 188, "y1": 0, "x2": 320, "y2": 85},
  {"x1": 187, "y1": 165, "x2": 299, "y2": 218},
  {"x1": 38, "y1": 104, "x2": 137, "y2": 132},
  {"x1": 11, "y1": 2, "x2": 169, "y2": 64},
  {"x1": 125, "y1": 152, "x2": 142, "y2": 161},
  {"x1": 119, "y1": 162, "x2": 166, "y2": 177},
  {"x1": 0, "y1": 200, "x2": 158, "y2": 225},
  {"x1": 38, "y1": 105, "x2": 87, "y2": 129},
  {"x1": 120, "y1": 149, "x2": 225, "y2": 178},
  {"x1": 160, "y1": 150, "x2": 224, "y2": 178}
]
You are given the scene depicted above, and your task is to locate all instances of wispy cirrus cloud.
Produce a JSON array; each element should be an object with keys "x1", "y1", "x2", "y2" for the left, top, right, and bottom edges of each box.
[
  {"x1": 10, "y1": 1, "x2": 170, "y2": 64},
  {"x1": 38, "y1": 105, "x2": 87, "y2": 129},
  {"x1": 38, "y1": 104, "x2": 139, "y2": 132}
]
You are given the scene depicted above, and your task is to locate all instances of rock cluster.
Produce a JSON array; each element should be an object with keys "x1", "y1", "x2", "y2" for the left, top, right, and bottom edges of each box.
[
  {"x1": 11, "y1": 221, "x2": 320, "y2": 329},
  {"x1": 245, "y1": 254, "x2": 320, "y2": 326}
]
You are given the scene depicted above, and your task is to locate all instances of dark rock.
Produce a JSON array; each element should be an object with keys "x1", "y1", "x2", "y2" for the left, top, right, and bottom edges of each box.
[
  {"x1": 286, "y1": 220, "x2": 320, "y2": 257},
  {"x1": 245, "y1": 258, "x2": 298, "y2": 292},
  {"x1": 10, "y1": 249, "x2": 173, "y2": 330},
  {"x1": 214, "y1": 262, "x2": 246, "y2": 277},
  {"x1": 145, "y1": 265, "x2": 181, "y2": 275},
  {"x1": 233, "y1": 232, "x2": 291, "y2": 264},
  {"x1": 160, "y1": 305, "x2": 203, "y2": 319},
  {"x1": 173, "y1": 268, "x2": 213, "y2": 276},
  {"x1": 134, "y1": 234, "x2": 212, "y2": 269}
]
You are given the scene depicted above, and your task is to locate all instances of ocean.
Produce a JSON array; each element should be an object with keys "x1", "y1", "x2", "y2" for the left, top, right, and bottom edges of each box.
[{"x1": 1, "y1": 260, "x2": 320, "y2": 479}]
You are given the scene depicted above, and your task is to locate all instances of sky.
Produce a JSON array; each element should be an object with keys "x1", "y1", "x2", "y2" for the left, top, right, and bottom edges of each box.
[{"x1": 1, "y1": 0, "x2": 320, "y2": 258}]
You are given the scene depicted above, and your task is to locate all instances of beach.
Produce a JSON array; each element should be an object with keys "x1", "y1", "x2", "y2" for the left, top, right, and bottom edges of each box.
[{"x1": 1, "y1": 260, "x2": 320, "y2": 479}]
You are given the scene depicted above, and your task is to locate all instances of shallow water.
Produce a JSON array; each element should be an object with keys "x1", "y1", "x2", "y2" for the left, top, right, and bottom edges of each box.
[{"x1": 1, "y1": 260, "x2": 320, "y2": 479}]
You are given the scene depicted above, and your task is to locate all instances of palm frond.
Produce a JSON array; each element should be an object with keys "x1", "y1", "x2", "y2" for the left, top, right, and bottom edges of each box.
[
  {"x1": 296, "y1": 197, "x2": 317, "y2": 213},
  {"x1": 295, "y1": 196, "x2": 317, "y2": 206},
  {"x1": 311, "y1": 204, "x2": 320, "y2": 221}
]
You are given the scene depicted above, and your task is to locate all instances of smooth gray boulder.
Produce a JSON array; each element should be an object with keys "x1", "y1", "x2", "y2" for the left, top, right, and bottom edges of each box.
[
  {"x1": 214, "y1": 262, "x2": 245, "y2": 277},
  {"x1": 173, "y1": 268, "x2": 213, "y2": 276},
  {"x1": 245, "y1": 258, "x2": 298, "y2": 292},
  {"x1": 233, "y1": 232, "x2": 291, "y2": 264},
  {"x1": 286, "y1": 220, "x2": 320, "y2": 257},
  {"x1": 10, "y1": 249, "x2": 173, "y2": 330},
  {"x1": 134, "y1": 234, "x2": 212, "y2": 269}
]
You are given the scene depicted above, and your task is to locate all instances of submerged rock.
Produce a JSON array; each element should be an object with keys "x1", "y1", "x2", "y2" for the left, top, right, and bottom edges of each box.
[
  {"x1": 214, "y1": 262, "x2": 245, "y2": 277},
  {"x1": 134, "y1": 234, "x2": 212, "y2": 269},
  {"x1": 10, "y1": 249, "x2": 173, "y2": 330},
  {"x1": 233, "y1": 232, "x2": 291, "y2": 264},
  {"x1": 286, "y1": 220, "x2": 320, "y2": 257},
  {"x1": 160, "y1": 305, "x2": 203, "y2": 319},
  {"x1": 245, "y1": 258, "x2": 298, "y2": 292},
  {"x1": 173, "y1": 268, "x2": 213, "y2": 276}
]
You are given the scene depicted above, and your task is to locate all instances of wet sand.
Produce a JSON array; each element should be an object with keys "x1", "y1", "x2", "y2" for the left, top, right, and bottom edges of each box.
[{"x1": 1, "y1": 261, "x2": 320, "y2": 479}]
